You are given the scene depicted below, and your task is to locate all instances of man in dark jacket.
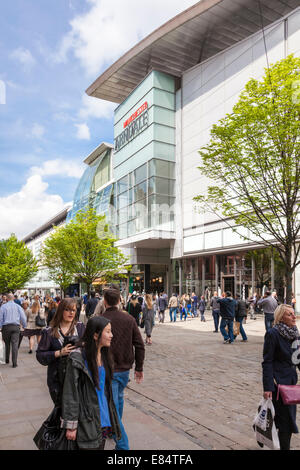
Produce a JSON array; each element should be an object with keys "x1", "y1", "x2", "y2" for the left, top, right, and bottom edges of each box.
[
  {"x1": 85, "y1": 292, "x2": 99, "y2": 319},
  {"x1": 210, "y1": 291, "x2": 221, "y2": 333},
  {"x1": 235, "y1": 294, "x2": 248, "y2": 342},
  {"x1": 217, "y1": 291, "x2": 237, "y2": 344},
  {"x1": 158, "y1": 293, "x2": 168, "y2": 323},
  {"x1": 103, "y1": 288, "x2": 145, "y2": 450}
]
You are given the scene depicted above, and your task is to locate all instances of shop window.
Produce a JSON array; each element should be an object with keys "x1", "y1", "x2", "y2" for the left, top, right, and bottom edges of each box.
[
  {"x1": 134, "y1": 181, "x2": 147, "y2": 202},
  {"x1": 117, "y1": 175, "x2": 129, "y2": 195}
]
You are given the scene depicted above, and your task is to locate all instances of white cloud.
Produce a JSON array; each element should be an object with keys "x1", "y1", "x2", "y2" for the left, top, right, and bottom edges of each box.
[
  {"x1": 79, "y1": 93, "x2": 116, "y2": 120},
  {"x1": 31, "y1": 123, "x2": 45, "y2": 139},
  {"x1": 56, "y1": 0, "x2": 199, "y2": 77},
  {"x1": 30, "y1": 159, "x2": 85, "y2": 179},
  {"x1": 0, "y1": 175, "x2": 65, "y2": 240},
  {"x1": 10, "y1": 47, "x2": 36, "y2": 70},
  {"x1": 75, "y1": 122, "x2": 91, "y2": 140}
]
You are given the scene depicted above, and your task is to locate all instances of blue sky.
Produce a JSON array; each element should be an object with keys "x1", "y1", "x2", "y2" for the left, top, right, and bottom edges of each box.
[{"x1": 0, "y1": 0, "x2": 198, "y2": 239}]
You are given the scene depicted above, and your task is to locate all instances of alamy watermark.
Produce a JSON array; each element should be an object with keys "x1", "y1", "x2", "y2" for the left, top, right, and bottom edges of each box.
[{"x1": 0, "y1": 80, "x2": 6, "y2": 104}]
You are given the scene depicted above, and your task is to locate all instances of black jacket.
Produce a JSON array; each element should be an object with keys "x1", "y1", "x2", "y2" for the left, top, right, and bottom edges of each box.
[
  {"x1": 262, "y1": 328, "x2": 300, "y2": 433},
  {"x1": 85, "y1": 298, "x2": 99, "y2": 317},
  {"x1": 126, "y1": 302, "x2": 142, "y2": 326},
  {"x1": 61, "y1": 350, "x2": 121, "y2": 449},
  {"x1": 235, "y1": 300, "x2": 247, "y2": 319},
  {"x1": 36, "y1": 323, "x2": 85, "y2": 395}
]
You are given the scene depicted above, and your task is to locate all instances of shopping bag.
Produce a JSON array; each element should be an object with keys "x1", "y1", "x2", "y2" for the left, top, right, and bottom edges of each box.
[
  {"x1": 253, "y1": 398, "x2": 280, "y2": 450},
  {"x1": 233, "y1": 321, "x2": 240, "y2": 337},
  {"x1": 0, "y1": 332, "x2": 6, "y2": 364}
]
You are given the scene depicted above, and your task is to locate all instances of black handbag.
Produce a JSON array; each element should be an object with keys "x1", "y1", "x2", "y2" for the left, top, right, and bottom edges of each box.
[
  {"x1": 33, "y1": 406, "x2": 78, "y2": 451},
  {"x1": 35, "y1": 313, "x2": 46, "y2": 328}
]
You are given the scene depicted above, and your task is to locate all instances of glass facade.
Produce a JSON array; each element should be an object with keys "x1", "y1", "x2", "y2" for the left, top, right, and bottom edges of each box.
[
  {"x1": 67, "y1": 148, "x2": 114, "y2": 225},
  {"x1": 114, "y1": 158, "x2": 175, "y2": 240}
]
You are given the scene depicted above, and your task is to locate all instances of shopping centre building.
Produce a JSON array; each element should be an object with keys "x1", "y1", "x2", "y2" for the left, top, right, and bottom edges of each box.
[{"x1": 24, "y1": 0, "x2": 300, "y2": 306}]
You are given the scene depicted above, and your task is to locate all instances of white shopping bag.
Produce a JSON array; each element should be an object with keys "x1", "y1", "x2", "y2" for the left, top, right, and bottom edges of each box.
[
  {"x1": 0, "y1": 332, "x2": 6, "y2": 364},
  {"x1": 253, "y1": 398, "x2": 280, "y2": 450}
]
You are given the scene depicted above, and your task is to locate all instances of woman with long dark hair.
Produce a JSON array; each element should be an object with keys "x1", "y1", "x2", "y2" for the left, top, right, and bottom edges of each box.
[
  {"x1": 36, "y1": 298, "x2": 85, "y2": 405},
  {"x1": 61, "y1": 316, "x2": 121, "y2": 450}
]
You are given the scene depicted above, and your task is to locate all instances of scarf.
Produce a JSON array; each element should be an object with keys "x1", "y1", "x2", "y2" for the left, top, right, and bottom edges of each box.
[{"x1": 273, "y1": 322, "x2": 299, "y2": 342}]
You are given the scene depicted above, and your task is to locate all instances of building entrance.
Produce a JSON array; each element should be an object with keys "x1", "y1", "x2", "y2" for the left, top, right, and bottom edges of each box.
[{"x1": 222, "y1": 276, "x2": 235, "y2": 295}]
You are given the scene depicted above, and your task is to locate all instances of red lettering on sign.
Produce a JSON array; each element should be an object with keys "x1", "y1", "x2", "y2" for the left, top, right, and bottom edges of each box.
[{"x1": 123, "y1": 102, "x2": 148, "y2": 128}]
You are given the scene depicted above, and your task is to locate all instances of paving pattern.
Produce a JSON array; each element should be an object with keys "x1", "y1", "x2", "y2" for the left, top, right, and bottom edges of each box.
[{"x1": 1, "y1": 314, "x2": 300, "y2": 450}]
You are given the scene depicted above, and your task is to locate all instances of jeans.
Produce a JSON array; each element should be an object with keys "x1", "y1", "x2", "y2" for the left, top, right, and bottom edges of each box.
[
  {"x1": 169, "y1": 307, "x2": 177, "y2": 322},
  {"x1": 192, "y1": 304, "x2": 198, "y2": 317},
  {"x1": 180, "y1": 308, "x2": 187, "y2": 321},
  {"x1": 200, "y1": 310, "x2": 205, "y2": 321},
  {"x1": 236, "y1": 317, "x2": 247, "y2": 341},
  {"x1": 264, "y1": 313, "x2": 274, "y2": 332},
  {"x1": 220, "y1": 318, "x2": 234, "y2": 342},
  {"x1": 112, "y1": 371, "x2": 130, "y2": 450},
  {"x1": 212, "y1": 310, "x2": 220, "y2": 331},
  {"x1": 159, "y1": 310, "x2": 165, "y2": 323}
]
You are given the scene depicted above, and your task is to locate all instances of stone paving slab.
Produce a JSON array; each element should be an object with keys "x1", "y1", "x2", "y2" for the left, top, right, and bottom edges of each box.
[{"x1": 1, "y1": 314, "x2": 300, "y2": 450}]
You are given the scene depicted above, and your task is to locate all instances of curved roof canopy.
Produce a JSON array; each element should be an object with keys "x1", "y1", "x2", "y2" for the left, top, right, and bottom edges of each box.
[{"x1": 86, "y1": 0, "x2": 299, "y2": 104}]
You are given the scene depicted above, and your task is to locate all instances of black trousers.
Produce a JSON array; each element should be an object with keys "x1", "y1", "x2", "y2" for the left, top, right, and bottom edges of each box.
[
  {"x1": 278, "y1": 432, "x2": 292, "y2": 450},
  {"x1": 2, "y1": 324, "x2": 20, "y2": 366}
]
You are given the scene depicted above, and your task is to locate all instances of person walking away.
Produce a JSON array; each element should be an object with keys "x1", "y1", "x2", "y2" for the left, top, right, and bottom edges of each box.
[
  {"x1": 46, "y1": 299, "x2": 58, "y2": 326},
  {"x1": 191, "y1": 292, "x2": 198, "y2": 317},
  {"x1": 210, "y1": 292, "x2": 221, "y2": 332},
  {"x1": 158, "y1": 293, "x2": 168, "y2": 323},
  {"x1": 217, "y1": 292, "x2": 236, "y2": 344},
  {"x1": 23, "y1": 301, "x2": 45, "y2": 353},
  {"x1": 92, "y1": 298, "x2": 106, "y2": 317},
  {"x1": 0, "y1": 293, "x2": 27, "y2": 367},
  {"x1": 199, "y1": 296, "x2": 206, "y2": 322},
  {"x1": 180, "y1": 295, "x2": 187, "y2": 321},
  {"x1": 143, "y1": 295, "x2": 155, "y2": 345},
  {"x1": 186, "y1": 295, "x2": 192, "y2": 318},
  {"x1": 126, "y1": 295, "x2": 142, "y2": 327},
  {"x1": 61, "y1": 316, "x2": 121, "y2": 449},
  {"x1": 36, "y1": 298, "x2": 85, "y2": 406},
  {"x1": 152, "y1": 295, "x2": 158, "y2": 326},
  {"x1": 103, "y1": 288, "x2": 145, "y2": 450},
  {"x1": 262, "y1": 304, "x2": 300, "y2": 450},
  {"x1": 85, "y1": 292, "x2": 99, "y2": 320},
  {"x1": 168, "y1": 294, "x2": 178, "y2": 323},
  {"x1": 235, "y1": 294, "x2": 248, "y2": 342},
  {"x1": 14, "y1": 294, "x2": 22, "y2": 306},
  {"x1": 258, "y1": 291, "x2": 278, "y2": 332}
]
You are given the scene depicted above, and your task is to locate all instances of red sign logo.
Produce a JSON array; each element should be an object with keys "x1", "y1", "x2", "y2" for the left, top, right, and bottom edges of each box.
[{"x1": 123, "y1": 102, "x2": 148, "y2": 129}]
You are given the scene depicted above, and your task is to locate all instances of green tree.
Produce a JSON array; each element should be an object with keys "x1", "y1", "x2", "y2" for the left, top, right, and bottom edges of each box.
[
  {"x1": 194, "y1": 55, "x2": 300, "y2": 304},
  {"x1": 40, "y1": 228, "x2": 75, "y2": 297},
  {"x1": 41, "y1": 208, "x2": 129, "y2": 297},
  {"x1": 0, "y1": 235, "x2": 38, "y2": 292}
]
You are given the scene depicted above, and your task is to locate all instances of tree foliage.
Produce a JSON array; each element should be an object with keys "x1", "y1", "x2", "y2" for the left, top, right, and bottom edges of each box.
[
  {"x1": 0, "y1": 235, "x2": 38, "y2": 292},
  {"x1": 41, "y1": 208, "x2": 128, "y2": 296},
  {"x1": 194, "y1": 55, "x2": 300, "y2": 303}
]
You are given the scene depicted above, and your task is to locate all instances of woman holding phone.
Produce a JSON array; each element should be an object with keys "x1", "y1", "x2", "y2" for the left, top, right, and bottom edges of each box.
[{"x1": 36, "y1": 298, "x2": 85, "y2": 405}]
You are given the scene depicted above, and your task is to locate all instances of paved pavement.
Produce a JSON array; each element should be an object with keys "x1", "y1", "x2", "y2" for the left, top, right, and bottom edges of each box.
[{"x1": 1, "y1": 312, "x2": 300, "y2": 451}]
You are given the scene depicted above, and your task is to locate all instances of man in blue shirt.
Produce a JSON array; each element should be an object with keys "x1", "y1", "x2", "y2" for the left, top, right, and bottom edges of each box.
[{"x1": 0, "y1": 293, "x2": 27, "y2": 367}]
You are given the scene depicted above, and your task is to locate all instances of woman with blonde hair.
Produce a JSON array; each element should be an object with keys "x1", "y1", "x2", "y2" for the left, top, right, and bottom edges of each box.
[
  {"x1": 23, "y1": 301, "x2": 45, "y2": 354},
  {"x1": 142, "y1": 294, "x2": 155, "y2": 345},
  {"x1": 262, "y1": 304, "x2": 300, "y2": 450}
]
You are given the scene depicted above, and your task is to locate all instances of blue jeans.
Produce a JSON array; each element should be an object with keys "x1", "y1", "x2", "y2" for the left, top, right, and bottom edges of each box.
[
  {"x1": 220, "y1": 318, "x2": 234, "y2": 342},
  {"x1": 236, "y1": 317, "x2": 247, "y2": 341},
  {"x1": 192, "y1": 304, "x2": 198, "y2": 317},
  {"x1": 264, "y1": 314, "x2": 274, "y2": 332},
  {"x1": 169, "y1": 307, "x2": 177, "y2": 322},
  {"x1": 212, "y1": 310, "x2": 220, "y2": 331},
  {"x1": 180, "y1": 308, "x2": 187, "y2": 321},
  {"x1": 112, "y1": 371, "x2": 130, "y2": 450}
]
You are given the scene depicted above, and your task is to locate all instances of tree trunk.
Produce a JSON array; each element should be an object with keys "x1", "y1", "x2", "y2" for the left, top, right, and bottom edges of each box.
[{"x1": 284, "y1": 249, "x2": 293, "y2": 305}]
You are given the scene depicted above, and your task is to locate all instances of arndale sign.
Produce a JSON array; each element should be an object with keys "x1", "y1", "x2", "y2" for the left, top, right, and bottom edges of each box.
[{"x1": 114, "y1": 102, "x2": 149, "y2": 153}]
